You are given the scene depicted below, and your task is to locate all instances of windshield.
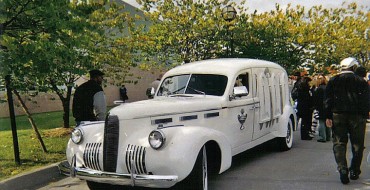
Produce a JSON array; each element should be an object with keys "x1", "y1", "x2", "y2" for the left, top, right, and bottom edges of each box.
[{"x1": 157, "y1": 74, "x2": 228, "y2": 97}]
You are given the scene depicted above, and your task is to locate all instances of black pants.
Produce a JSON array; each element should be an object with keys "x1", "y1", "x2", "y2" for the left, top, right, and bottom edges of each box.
[
  {"x1": 332, "y1": 113, "x2": 366, "y2": 173},
  {"x1": 300, "y1": 114, "x2": 312, "y2": 139}
]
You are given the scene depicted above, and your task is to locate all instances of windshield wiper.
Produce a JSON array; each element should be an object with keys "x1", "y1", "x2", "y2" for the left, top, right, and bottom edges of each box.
[
  {"x1": 186, "y1": 86, "x2": 205, "y2": 95},
  {"x1": 169, "y1": 86, "x2": 186, "y2": 95}
]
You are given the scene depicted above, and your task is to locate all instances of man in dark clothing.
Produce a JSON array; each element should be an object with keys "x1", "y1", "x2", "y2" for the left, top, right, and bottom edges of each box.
[
  {"x1": 296, "y1": 76, "x2": 313, "y2": 140},
  {"x1": 291, "y1": 72, "x2": 301, "y2": 101},
  {"x1": 73, "y1": 69, "x2": 106, "y2": 125},
  {"x1": 324, "y1": 57, "x2": 369, "y2": 184},
  {"x1": 119, "y1": 85, "x2": 128, "y2": 102}
]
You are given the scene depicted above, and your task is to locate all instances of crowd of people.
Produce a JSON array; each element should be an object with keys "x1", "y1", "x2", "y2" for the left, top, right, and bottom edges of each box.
[
  {"x1": 291, "y1": 72, "x2": 332, "y2": 141},
  {"x1": 291, "y1": 57, "x2": 369, "y2": 184}
]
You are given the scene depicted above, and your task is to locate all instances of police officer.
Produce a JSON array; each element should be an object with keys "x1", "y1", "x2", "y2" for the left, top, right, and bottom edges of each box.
[
  {"x1": 73, "y1": 69, "x2": 107, "y2": 126},
  {"x1": 324, "y1": 57, "x2": 369, "y2": 184}
]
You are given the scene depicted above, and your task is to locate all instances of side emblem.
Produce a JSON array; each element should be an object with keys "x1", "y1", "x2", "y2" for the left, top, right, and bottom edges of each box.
[{"x1": 238, "y1": 109, "x2": 247, "y2": 130}]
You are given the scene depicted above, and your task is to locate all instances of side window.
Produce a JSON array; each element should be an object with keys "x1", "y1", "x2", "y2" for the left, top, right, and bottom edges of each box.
[
  {"x1": 235, "y1": 73, "x2": 249, "y2": 89},
  {"x1": 233, "y1": 73, "x2": 249, "y2": 97}
]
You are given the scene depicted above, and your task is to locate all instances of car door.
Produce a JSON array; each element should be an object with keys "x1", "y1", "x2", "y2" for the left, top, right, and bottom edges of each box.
[{"x1": 226, "y1": 69, "x2": 258, "y2": 154}]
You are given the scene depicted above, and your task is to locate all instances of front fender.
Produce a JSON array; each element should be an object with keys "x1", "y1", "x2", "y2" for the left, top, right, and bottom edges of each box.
[
  {"x1": 66, "y1": 122, "x2": 105, "y2": 167},
  {"x1": 146, "y1": 126, "x2": 232, "y2": 181}
]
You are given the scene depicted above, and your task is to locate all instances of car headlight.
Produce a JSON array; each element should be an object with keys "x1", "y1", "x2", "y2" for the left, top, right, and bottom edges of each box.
[
  {"x1": 148, "y1": 130, "x2": 166, "y2": 149},
  {"x1": 71, "y1": 128, "x2": 83, "y2": 144}
]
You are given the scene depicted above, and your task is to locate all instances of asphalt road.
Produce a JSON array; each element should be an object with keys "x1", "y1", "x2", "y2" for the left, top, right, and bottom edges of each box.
[{"x1": 38, "y1": 124, "x2": 370, "y2": 190}]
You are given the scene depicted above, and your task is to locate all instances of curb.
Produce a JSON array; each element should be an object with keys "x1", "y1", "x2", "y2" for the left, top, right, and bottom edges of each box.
[{"x1": 0, "y1": 162, "x2": 66, "y2": 190}]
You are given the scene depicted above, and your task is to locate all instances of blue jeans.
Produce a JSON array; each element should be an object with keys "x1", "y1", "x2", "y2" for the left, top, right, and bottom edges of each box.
[{"x1": 318, "y1": 119, "x2": 331, "y2": 141}]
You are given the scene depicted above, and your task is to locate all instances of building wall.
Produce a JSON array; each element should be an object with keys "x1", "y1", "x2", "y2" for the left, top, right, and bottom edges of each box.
[{"x1": 0, "y1": 68, "x2": 162, "y2": 118}]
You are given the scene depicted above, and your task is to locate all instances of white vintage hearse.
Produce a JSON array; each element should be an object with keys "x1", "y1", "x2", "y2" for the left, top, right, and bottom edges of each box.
[{"x1": 59, "y1": 58, "x2": 297, "y2": 190}]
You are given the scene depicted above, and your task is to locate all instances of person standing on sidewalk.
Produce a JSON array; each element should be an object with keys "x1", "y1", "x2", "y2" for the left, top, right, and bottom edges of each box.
[
  {"x1": 324, "y1": 57, "x2": 369, "y2": 184},
  {"x1": 313, "y1": 74, "x2": 331, "y2": 142},
  {"x1": 119, "y1": 85, "x2": 129, "y2": 102},
  {"x1": 297, "y1": 76, "x2": 314, "y2": 140},
  {"x1": 147, "y1": 73, "x2": 163, "y2": 99},
  {"x1": 73, "y1": 69, "x2": 107, "y2": 126}
]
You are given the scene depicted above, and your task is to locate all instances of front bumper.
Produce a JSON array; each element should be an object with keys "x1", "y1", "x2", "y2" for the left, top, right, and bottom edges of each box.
[{"x1": 58, "y1": 156, "x2": 178, "y2": 188}]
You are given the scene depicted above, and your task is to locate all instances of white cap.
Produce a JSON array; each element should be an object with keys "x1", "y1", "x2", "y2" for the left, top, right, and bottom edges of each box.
[{"x1": 340, "y1": 57, "x2": 359, "y2": 70}]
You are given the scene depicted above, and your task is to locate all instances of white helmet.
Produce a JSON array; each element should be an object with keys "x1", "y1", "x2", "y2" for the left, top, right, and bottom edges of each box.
[{"x1": 340, "y1": 57, "x2": 359, "y2": 70}]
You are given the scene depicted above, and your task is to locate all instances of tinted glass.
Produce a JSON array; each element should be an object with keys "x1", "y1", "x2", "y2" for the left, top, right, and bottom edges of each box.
[{"x1": 157, "y1": 74, "x2": 228, "y2": 96}]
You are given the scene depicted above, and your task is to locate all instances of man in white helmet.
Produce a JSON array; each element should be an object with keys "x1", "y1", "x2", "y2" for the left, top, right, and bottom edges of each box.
[{"x1": 324, "y1": 57, "x2": 369, "y2": 184}]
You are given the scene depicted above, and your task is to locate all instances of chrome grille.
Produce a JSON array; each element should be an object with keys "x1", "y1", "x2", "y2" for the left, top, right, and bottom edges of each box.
[
  {"x1": 83, "y1": 143, "x2": 102, "y2": 170},
  {"x1": 103, "y1": 114, "x2": 119, "y2": 172},
  {"x1": 125, "y1": 144, "x2": 147, "y2": 174}
]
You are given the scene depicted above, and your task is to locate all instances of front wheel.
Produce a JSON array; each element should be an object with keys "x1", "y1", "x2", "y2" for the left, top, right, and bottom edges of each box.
[
  {"x1": 86, "y1": 181, "x2": 113, "y2": 190},
  {"x1": 181, "y1": 145, "x2": 208, "y2": 190},
  {"x1": 277, "y1": 119, "x2": 293, "y2": 151}
]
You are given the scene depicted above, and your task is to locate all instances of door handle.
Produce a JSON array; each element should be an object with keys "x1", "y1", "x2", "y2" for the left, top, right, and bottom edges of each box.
[{"x1": 249, "y1": 105, "x2": 260, "y2": 110}]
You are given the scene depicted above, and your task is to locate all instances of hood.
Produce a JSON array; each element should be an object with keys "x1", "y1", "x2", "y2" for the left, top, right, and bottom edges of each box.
[{"x1": 109, "y1": 96, "x2": 223, "y2": 120}]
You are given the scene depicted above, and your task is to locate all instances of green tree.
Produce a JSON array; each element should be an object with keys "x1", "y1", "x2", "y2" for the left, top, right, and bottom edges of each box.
[
  {"x1": 0, "y1": 0, "x2": 136, "y2": 128},
  {"x1": 238, "y1": 3, "x2": 369, "y2": 74},
  {"x1": 305, "y1": 3, "x2": 369, "y2": 71},
  {"x1": 134, "y1": 1, "x2": 369, "y2": 74},
  {"x1": 135, "y1": 0, "x2": 232, "y2": 67},
  {"x1": 236, "y1": 4, "x2": 309, "y2": 72}
]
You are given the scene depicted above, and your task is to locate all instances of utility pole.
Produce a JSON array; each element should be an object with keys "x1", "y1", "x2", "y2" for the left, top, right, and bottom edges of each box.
[{"x1": 5, "y1": 75, "x2": 21, "y2": 165}]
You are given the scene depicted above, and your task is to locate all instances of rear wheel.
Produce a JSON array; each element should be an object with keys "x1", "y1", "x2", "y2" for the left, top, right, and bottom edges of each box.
[{"x1": 277, "y1": 119, "x2": 293, "y2": 151}]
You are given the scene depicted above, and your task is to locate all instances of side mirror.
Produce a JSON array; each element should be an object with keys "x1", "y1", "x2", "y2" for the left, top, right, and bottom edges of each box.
[
  {"x1": 233, "y1": 86, "x2": 249, "y2": 97},
  {"x1": 146, "y1": 87, "x2": 155, "y2": 99}
]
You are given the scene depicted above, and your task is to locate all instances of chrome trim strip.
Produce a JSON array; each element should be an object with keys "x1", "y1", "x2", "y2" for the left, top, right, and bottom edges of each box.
[
  {"x1": 126, "y1": 144, "x2": 147, "y2": 175},
  {"x1": 157, "y1": 125, "x2": 184, "y2": 129},
  {"x1": 135, "y1": 108, "x2": 222, "y2": 119},
  {"x1": 226, "y1": 102, "x2": 259, "y2": 109},
  {"x1": 70, "y1": 155, "x2": 76, "y2": 177},
  {"x1": 125, "y1": 145, "x2": 130, "y2": 174},
  {"x1": 96, "y1": 143, "x2": 102, "y2": 170},
  {"x1": 142, "y1": 148, "x2": 147, "y2": 174},
  {"x1": 204, "y1": 112, "x2": 219, "y2": 118},
  {"x1": 180, "y1": 115, "x2": 198, "y2": 121},
  {"x1": 83, "y1": 143, "x2": 102, "y2": 170},
  {"x1": 151, "y1": 118, "x2": 173, "y2": 125},
  {"x1": 138, "y1": 103, "x2": 260, "y2": 120},
  {"x1": 131, "y1": 156, "x2": 136, "y2": 186},
  {"x1": 79, "y1": 121, "x2": 105, "y2": 126}
]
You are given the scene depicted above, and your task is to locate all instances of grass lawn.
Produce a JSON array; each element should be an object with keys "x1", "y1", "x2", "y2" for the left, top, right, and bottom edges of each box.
[{"x1": 0, "y1": 111, "x2": 74, "y2": 181}]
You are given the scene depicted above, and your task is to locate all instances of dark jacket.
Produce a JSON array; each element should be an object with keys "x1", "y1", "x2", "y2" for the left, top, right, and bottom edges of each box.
[
  {"x1": 120, "y1": 87, "x2": 128, "y2": 101},
  {"x1": 73, "y1": 80, "x2": 103, "y2": 122},
  {"x1": 296, "y1": 77, "x2": 313, "y2": 118},
  {"x1": 324, "y1": 71, "x2": 369, "y2": 119},
  {"x1": 313, "y1": 84, "x2": 326, "y2": 119},
  {"x1": 291, "y1": 77, "x2": 301, "y2": 101}
]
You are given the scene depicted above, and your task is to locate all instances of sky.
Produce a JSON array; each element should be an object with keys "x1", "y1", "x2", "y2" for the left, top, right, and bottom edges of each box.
[{"x1": 122, "y1": 0, "x2": 370, "y2": 13}]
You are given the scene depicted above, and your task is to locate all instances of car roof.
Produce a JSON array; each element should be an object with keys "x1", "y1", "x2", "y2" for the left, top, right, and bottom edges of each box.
[{"x1": 165, "y1": 58, "x2": 284, "y2": 77}]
